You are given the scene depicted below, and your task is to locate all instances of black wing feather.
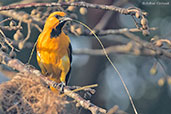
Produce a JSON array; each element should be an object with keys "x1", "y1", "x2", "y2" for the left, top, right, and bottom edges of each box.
[{"x1": 65, "y1": 43, "x2": 72, "y2": 85}]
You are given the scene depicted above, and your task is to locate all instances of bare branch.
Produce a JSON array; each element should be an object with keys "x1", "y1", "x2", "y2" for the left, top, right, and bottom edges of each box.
[
  {"x1": 0, "y1": 25, "x2": 22, "y2": 31},
  {"x1": 0, "y1": 2, "x2": 146, "y2": 16},
  {"x1": 64, "y1": 86, "x2": 106, "y2": 114},
  {"x1": 72, "y1": 43, "x2": 158, "y2": 57},
  {"x1": 0, "y1": 17, "x2": 12, "y2": 24},
  {"x1": 0, "y1": 29, "x2": 19, "y2": 52},
  {"x1": 81, "y1": 27, "x2": 157, "y2": 36},
  {"x1": 0, "y1": 50, "x2": 107, "y2": 114},
  {"x1": 106, "y1": 105, "x2": 127, "y2": 114},
  {"x1": 22, "y1": 23, "x2": 31, "y2": 46},
  {"x1": 0, "y1": 10, "x2": 44, "y2": 25},
  {"x1": 123, "y1": 32, "x2": 171, "y2": 58}
]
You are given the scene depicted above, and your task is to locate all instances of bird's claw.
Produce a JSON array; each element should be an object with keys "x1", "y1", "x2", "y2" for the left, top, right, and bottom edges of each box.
[
  {"x1": 58, "y1": 82, "x2": 66, "y2": 94},
  {"x1": 51, "y1": 82, "x2": 66, "y2": 94}
]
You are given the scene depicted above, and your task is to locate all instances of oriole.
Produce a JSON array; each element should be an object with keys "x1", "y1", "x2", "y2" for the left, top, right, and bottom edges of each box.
[{"x1": 36, "y1": 12, "x2": 72, "y2": 91}]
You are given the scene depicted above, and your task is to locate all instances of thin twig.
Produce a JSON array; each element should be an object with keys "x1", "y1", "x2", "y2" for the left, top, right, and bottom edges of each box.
[
  {"x1": 61, "y1": 84, "x2": 98, "y2": 97},
  {"x1": 0, "y1": 25, "x2": 22, "y2": 31},
  {"x1": 0, "y1": 10, "x2": 44, "y2": 25},
  {"x1": 32, "y1": 23, "x2": 43, "y2": 32},
  {"x1": 155, "y1": 57, "x2": 168, "y2": 76},
  {"x1": 94, "y1": 0, "x2": 128, "y2": 30},
  {"x1": 131, "y1": 15, "x2": 140, "y2": 29},
  {"x1": 69, "y1": 85, "x2": 96, "y2": 94},
  {"x1": 64, "y1": 86, "x2": 106, "y2": 114},
  {"x1": 93, "y1": 1, "x2": 116, "y2": 30},
  {"x1": 6, "y1": 101, "x2": 21, "y2": 112},
  {"x1": 74, "y1": 20, "x2": 138, "y2": 114},
  {"x1": 23, "y1": 23, "x2": 31, "y2": 43},
  {"x1": 72, "y1": 42, "x2": 159, "y2": 57},
  {"x1": 107, "y1": 105, "x2": 119, "y2": 114},
  {"x1": 90, "y1": 27, "x2": 156, "y2": 36},
  {"x1": 0, "y1": 17, "x2": 12, "y2": 24},
  {"x1": 0, "y1": 29, "x2": 19, "y2": 52}
]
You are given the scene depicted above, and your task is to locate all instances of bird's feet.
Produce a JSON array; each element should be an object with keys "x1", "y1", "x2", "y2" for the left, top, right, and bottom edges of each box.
[
  {"x1": 51, "y1": 81, "x2": 66, "y2": 94},
  {"x1": 58, "y1": 82, "x2": 66, "y2": 94}
]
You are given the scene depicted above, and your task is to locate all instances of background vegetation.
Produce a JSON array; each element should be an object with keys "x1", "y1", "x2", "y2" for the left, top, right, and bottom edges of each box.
[{"x1": 0, "y1": 0, "x2": 171, "y2": 114}]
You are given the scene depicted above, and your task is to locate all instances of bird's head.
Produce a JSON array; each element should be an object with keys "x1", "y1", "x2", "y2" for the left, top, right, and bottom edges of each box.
[{"x1": 44, "y1": 11, "x2": 72, "y2": 31}]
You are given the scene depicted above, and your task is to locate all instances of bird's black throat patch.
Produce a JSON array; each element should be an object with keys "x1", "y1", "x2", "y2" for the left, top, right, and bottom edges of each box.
[{"x1": 50, "y1": 21, "x2": 65, "y2": 38}]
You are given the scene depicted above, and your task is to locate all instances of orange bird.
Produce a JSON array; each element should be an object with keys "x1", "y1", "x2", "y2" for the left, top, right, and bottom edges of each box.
[{"x1": 36, "y1": 12, "x2": 72, "y2": 91}]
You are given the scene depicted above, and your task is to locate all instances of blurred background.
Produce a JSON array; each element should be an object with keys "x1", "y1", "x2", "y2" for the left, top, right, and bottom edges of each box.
[{"x1": 0, "y1": 0, "x2": 171, "y2": 114}]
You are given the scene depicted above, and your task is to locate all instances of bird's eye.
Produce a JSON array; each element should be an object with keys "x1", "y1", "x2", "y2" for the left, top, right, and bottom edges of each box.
[{"x1": 55, "y1": 15, "x2": 61, "y2": 19}]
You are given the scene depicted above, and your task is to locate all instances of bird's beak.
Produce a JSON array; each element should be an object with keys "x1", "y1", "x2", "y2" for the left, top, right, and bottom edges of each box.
[
  {"x1": 55, "y1": 17, "x2": 72, "y2": 29},
  {"x1": 59, "y1": 17, "x2": 72, "y2": 24}
]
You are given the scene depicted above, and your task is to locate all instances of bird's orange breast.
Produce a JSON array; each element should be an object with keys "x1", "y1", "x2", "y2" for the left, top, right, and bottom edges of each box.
[
  {"x1": 37, "y1": 30, "x2": 70, "y2": 62},
  {"x1": 36, "y1": 29, "x2": 70, "y2": 82}
]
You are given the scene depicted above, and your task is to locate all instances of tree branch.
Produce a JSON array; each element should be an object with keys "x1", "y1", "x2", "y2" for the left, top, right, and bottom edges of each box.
[
  {"x1": 72, "y1": 42, "x2": 161, "y2": 57},
  {"x1": 0, "y1": 50, "x2": 107, "y2": 114},
  {"x1": 80, "y1": 27, "x2": 157, "y2": 36},
  {"x1": 123, "y1": 32, "x2": 171, "y2": 58},
  {"x1": 0, "y1": 2, "x2": 146, "y2": 16}
]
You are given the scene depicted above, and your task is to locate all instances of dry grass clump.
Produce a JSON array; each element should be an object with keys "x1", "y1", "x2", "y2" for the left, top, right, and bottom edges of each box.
[{"x1": 0, "y1": 73, "x2": 70, "y2": 114}]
